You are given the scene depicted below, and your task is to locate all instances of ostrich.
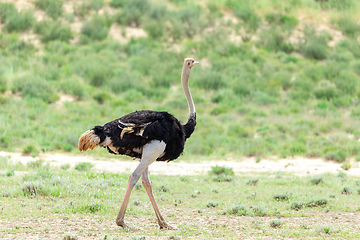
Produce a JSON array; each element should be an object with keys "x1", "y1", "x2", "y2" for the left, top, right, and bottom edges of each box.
[{"x1": 78, "y1": 58, "x2": 199, "y2": 229}]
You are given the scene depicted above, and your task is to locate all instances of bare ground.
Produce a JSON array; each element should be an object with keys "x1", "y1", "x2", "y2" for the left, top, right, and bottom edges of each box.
[{"x1": 1, "y1": 151, "x2": 359, "y2": 177}]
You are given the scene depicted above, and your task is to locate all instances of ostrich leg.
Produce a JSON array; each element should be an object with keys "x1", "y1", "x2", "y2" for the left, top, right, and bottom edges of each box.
[
  {"x1": 142, "y1": 167, "x2": 175, "y2": 229},
  {"x1": 115, "y1": 140, "x2": 166, "y2": 228}
]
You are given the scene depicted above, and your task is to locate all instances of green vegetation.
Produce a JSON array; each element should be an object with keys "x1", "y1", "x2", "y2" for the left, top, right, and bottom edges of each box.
[
  {"x1": 1, "y1": 0, "x2": 360, "y2": 163},
  {"x1": 0, "y1": 160, "x2": 359, "y2": 238}
]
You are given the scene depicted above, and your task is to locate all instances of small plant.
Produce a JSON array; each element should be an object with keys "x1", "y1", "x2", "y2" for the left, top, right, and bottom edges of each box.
[
  {"x1": 290, "y1": 201, "x2": 305, "y2": 210},
  {"x1": 157, "y1": 185, "x2": 169, "y2": 193},
  {"x1": 5, "y1": 169, "x2": 15, "y2": 177},
  {"x1": 341, "y1": 186, "x2": 353, "y2": 195},
  {"x1": 60, "y1": 164, "x2": 71, "y2": 170},
  {"x1": 274, "y1": 192, "x2": 292, "y2": 201},
  {"x1": 22, "y1": 181, "x2": 45, "y2": 196},
  {"x1": 206, "y1": 202, "x2": 218, "y2": 208},
  {"x1": 322, "y1": 226, "x2": 331, "y2": 234},
  {"x1": 269, "y1": 219, "x2": 283, "y2": 228},
  {"x1": 228, "y1": 203, "x2": 247, "y2": 216},
  {"x1": 310, "y1": 176, "x2": 323, "y2": 185},
  {"x1": 35, "y1": 0, "x2": 63, "y2": 19},
  {"x1": 341, "y1": 162, "x2": 351, "y2": 170},
  {"x1": 252, "y1": 206, "x2": 267, "y2": 216},
  {"x1": 209, "y1": 165, "x2": 234, "y2": 182},
  {"x1": 246, "y1": 179, "x2": 259, "y2": 186},
  {"x1": 74, "y1": 162, "x2": 93, "y2": 172},
  {"x1": 306, "y1": 198, "x2": 328, "y2": 207},
  {"x1": 27, "y1": 159, "x2": 44, "y2": 169},
  {"x1": 22, "y1": 145, "x2": 39, "y2": 157},
  {"x1": 4, "y1": 10, "x2": 35, "y2": 32},
  {"x1": 81, "y1": 15, "x2": 112, "y2": 42}
]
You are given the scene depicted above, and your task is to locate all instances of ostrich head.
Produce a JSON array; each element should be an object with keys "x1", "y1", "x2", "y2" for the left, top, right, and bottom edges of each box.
[{"x1": 184, "y1": 58, "x2": 199, "y2": 69}]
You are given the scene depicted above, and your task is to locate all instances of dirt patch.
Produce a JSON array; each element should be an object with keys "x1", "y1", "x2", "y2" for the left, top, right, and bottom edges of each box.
[
  {"x1": 1, "y1": 209, "x2": 359, "y2": 239},
  {"x1": 1, "y1": 151, "x2": 359, "y2": 176}
]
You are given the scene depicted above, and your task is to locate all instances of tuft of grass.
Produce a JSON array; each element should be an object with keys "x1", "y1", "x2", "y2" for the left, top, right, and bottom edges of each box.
[
  {"x1": 269, "y1": 219, "x2": 283, "y2": 228},
  {"x1": 80, "y1": 15, "x2": 112, "y2": 42},
  {"x1": 35, "y1": 21, "x2": 73, "y2": 43},
  {"x1": 273, "y1": 192, "x2": 292, "y2": 201},
  {"x1": 4, "y1": 10, "x2": 35, "y2": 32},
  {"x1": 206, "y1": 202, "x2": 218, "y2": 208},
  {"x1": 341, "y1": 186, "x2": 353, "y2": 195},
  {"x1": 341, "y1": 162, "x2": 351, "y2": 170},
  {"x1": 35, "y1": 0, "x2": 63, "y2": 20},
  {"x1": 209, "y1": 165, "x2": 234, "y2": 182},
  {"x1": 246, "y1": 179, "x2": 259, "y2": 186},
  {"x1": 228, "y1": 203, "x2": 247, "y2": 216},
  {"x1": 22, "y1": 181, "x2": 45, "y2": 196},
  {"x1": 310, "y1": 176, "x2": 323, "y2": 185},
  {"x1": 60, "y1": 164, "x2": 71, "y2": 170},
  {"x1": 74, "y1": 162, "x2": 93, "y2": 172}
]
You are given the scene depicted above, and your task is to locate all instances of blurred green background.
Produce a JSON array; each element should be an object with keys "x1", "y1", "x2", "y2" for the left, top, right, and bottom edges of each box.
[{"x1": 1, "y1": 0, "x2": 360, "y2": 162}]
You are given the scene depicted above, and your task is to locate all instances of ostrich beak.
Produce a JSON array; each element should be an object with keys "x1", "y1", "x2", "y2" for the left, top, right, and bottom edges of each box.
[{"x1": 193, "y1": 61, "x2": 199, "y2": 65}]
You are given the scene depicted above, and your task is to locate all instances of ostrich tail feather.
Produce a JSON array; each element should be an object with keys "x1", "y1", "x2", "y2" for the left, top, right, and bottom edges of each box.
[{"x1": 78, "y1": 130, "x2": 100, "y2": 151}]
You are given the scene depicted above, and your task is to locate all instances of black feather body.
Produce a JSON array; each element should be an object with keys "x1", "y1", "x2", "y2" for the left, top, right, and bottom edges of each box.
[{"x1": 93, "y1": 110, "x2": 196, "y2": 162}]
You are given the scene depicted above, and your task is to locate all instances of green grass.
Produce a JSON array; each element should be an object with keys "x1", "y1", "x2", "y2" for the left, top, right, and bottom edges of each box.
[
  {"x1": 1, "y1": 0, "x2": 360, "y2": 162},
  {"x1": 0, "y1": 162, "x2": 360, "y2": 238}
]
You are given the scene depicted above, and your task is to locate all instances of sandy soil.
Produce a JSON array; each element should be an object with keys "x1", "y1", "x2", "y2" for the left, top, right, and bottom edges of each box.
[{"x1": 1, "y1": 151, "x2": 359, "y2": 176}]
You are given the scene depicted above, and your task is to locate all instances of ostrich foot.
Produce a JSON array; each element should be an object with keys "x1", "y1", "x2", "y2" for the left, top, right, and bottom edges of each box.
[
  {"x1": 116, "y1": 219, "x2": 130, "y2": 229},
  {"x1": 159, "y1": 221, "x2": 177, "y2": 230}
]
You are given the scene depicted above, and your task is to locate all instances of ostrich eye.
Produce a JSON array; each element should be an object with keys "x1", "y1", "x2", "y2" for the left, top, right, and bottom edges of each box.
[{"x1": 187, "y1": 62, "x2": 191, "y2": 66}]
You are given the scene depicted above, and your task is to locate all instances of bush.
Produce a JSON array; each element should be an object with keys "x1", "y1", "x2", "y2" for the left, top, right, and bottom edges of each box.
[
  {"x1": 22, "y1": 181, "x2": 45, "y2": 196},
  {"x1": 81, "y1": 15, "x2": 112, "y2": 42},
  {"x1": 209, "y1": 165, "x2": 234, "y2": 182},
  {"x1": 0, "y1": 75, "x2": 7, "y2": 93},
  {"x1": 0, "y1": 3, "x2": 17, "y2": 22},
  {"x1": 114, "y1": 0, "x2": 149, "y2": 27},
  {"x1": 74, "y1": 162, "x2": 94, "y2": 171},
  {"x1": 12, "y1": 75, "x2": 59, "y2": 103},
  {"x1": 228, "y1": 203, "x2": 247, "y2": 216},
  {"x1": 300, "y1": 26, "x2": 330, "y2": 60},
  {"x1": 110, "y1": 0, "x2": 124, "y2": 8},
  {"x1": 270, "y1": 219, "x2": 283, "y2": 228},
  {"x1": 35, "y1": 21, "x2": 73, "y2": 43},
  {"x1": 310, "y1": 176, "x2": 323, "y2": 185},
  {"x1": 273, "y1": 192, "x2": 292, "y2": 201},
  {"x1": 336, "y1": 16, "x2": 359, "y2": 37},
  {"x1": 325, "y1": 149, "x2": 347, "y2": 162},
  {"x1": 4, "y1": 10, "x2": 35, "y2": 32},
  {"x1": 35, "y1": 0, "x2": 63, "y2": 20},
  {"x1": 314, "y1": 80, "x2": 338, "y2": 100}
]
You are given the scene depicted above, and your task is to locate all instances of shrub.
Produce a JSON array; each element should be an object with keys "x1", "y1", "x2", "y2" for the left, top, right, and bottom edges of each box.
[
  {"x1": 4, "y1": 10, "x2": 35, "y2": 32},
  {"x1": 114, "y1": 0, "x2": 149, "y2": 27},
  {"x1": 81, "y1": 15, "x2": 112, "y2": 42},
  {"x1": 274, "y1": 192, "x2": 292, "y2": 201},
  {"x1": 60, "y1": 78, "x2": 86, "y2": 100},
  {"x1": 74, "y1": 162, "x2": 93, "y2": 171},
  {"x1": 310, "y1": 176, "x2": 323, "y2": 185},
  {"x1": 233, "y1": 4, "x2": 260, "y2": 33},
  {"x1": 194, "y1": 71, "x2": 226, "y2": 90},
  {"x1": 12, "y1": 75, "x2": 59, "y2": 103},
  {"x1": 35, "y1": 0, "x2": 63, "y2": 20},
  {"x1": 0, "y1": 3, "x2": 17, "y2": 22},
  {"x1": 0, "y1": 75, "x2": 7, "y2": 93},
  {"x1": 35, "y1": 21, "x2": 73, "y2": 43},
  {"x1": 22, "y1": 181, "x2": 45, "y2": 196},
  {"x1": 314, "y1": 80, "x2": 338, "y2": 100},
  {"x1": 290, "y1": 201, "x2": 305, "y2": 210},
  {"x1": 325, "y1": 149, "x2": 347, "y2": 162},
  {"x1": 300, "y1": 26, "x2": 330, "y2": 60},
  {"x1": 209, "y1": 165, "x2": 234, "y2": 182},
  {"x1": 341, "y1": 186, "x2": 353, "y2": 195},
  {"x1": 336, "y1": 17, "x2": 359, "y2": 37},
  {"x1": 252, "y1": 206, "x2": 267, "y2": 216},
  {"x1": 23, "y1": 145, "x2": 40, "y2": 157},
  {"x1": 270, "y1": 219, "x2": 283, "y2": 228},
  {"x1": 110, "y1": 0, "x2": 124, "y2": 8},
  {"x1": 228, "y1": 203, "x2": 247, "y2": 216}
]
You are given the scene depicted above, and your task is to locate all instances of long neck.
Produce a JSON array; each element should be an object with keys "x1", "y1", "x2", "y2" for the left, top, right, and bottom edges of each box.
[{"x1": 181, "y1": 66, "x2": 196, "y2": 118}]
